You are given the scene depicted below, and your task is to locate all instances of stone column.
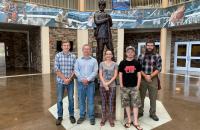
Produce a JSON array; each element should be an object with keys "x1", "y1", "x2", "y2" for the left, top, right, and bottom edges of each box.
[
  {"x1": 160, "y1": 28, "x2": 172, "y2": 73},
  {"x1": 162, "y1": 0, "x2": 169, "y2": 8},
  {"x1": 41, "y1": 26, "x2": 50, "y2": 74},
  {"x1": 116, "y1": 29, "x2": 124, "y2": 121},
  {"x1": 74, "y1": 29, "x2": 89, "y2": 109},
  {"x1": 79, "y1": 0, "x2": 85, "y2": 11}
]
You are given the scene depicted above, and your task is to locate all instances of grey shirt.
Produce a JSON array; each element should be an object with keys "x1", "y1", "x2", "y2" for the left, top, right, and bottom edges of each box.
[{"x1": 99, "y1": 61, "x2": 118, "y2": 87}]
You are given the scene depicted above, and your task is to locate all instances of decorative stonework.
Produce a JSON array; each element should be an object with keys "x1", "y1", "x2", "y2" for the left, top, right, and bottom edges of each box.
[
  {"x1": 49, "y1": 28, "x2": 77, "y2": 73},
  {"x1": 88, "y1": 29, "x2": 118, "y2": 61}
]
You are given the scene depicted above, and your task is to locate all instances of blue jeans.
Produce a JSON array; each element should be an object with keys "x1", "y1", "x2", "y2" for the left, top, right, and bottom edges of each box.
[
  {"x1": 77, "y1": 82, "x2": 95, "y2": 120},
  {"x1": 56, "y1": 82, "x2": 74, "y2": 118}
]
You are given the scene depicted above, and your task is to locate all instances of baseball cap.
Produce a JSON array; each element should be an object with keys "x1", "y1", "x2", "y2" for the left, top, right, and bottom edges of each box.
[{"x1": 126, "y1": 46, "x2": 135, "y2": 52}]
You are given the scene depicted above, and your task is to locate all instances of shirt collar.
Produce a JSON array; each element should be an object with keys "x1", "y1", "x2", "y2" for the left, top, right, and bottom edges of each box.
[
  {"x1": 81, "y1": 56, "x2": 92, "y2": 59},
  {"x1": 61, "y1": 51, "x2": 71, "y2": 56}
]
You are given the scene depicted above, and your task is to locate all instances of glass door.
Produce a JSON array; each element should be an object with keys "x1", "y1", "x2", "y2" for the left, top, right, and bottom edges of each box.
[
  {"x1": 0, "y1": 42, "x2": 6, "y2": 76},
  {"x1": 174, "y1": 42, "x2": 188, "y2": 70},
  {"x1": 189, "y1": 41, "x2": 200, "y2": 71},
  {"x1": 174, "y1": 41, "x2": 200, "y2": 72}
]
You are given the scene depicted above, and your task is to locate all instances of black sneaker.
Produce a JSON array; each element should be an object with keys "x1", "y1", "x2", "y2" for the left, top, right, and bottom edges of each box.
[
  {"x1": 70, "y1": 116, "x2": 76, "y2": 124},
  {"x1": 138, "y1": 113, "x2": 143, "y2": 118},
  {"x1": 150, "y1": 114, "x2": 159, "y2": 121},
  {"x1": 90, "y1": 119, "x2": 95, "y2": 125},
  {"x1": 56, "y1": 117, "x2": 63, "y2": 125},
  {"x1": 77, "y1": 117, "x2": 85, "y2": 124}
]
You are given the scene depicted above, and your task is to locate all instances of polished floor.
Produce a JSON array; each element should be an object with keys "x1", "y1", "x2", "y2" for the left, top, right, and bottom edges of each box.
[
  {"x1": 0, "y1": 67, "x2": 40, "y2": 77},
  {"x1": 0, "y1": 73, "x2": 200, "y2": 130}
]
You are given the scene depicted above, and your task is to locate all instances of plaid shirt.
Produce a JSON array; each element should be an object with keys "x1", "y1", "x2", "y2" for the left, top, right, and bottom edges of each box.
[
  {"x1": 54, "y1": 51, "x2": 76, "y2": 84},
  {"x1": 138, "y1": 53, "x2": 162, "y2": 75}
]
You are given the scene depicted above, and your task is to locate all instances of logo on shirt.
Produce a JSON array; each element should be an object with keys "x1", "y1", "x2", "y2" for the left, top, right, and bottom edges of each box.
[{"x1": 124, "y1": 66, "x2": 136, "y2": 73}]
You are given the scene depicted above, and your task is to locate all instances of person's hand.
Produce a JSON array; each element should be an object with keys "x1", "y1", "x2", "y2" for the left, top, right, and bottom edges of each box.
[
  {"x1": 136, "y1": 86, "x2": 140, "y2": 91},
  {"x1": 64, "y1": 78, "x2": 71, "y2": 85},
  {"x1": 82, "y1": 79, "x2": 89, "y2": 86},
  {"x1": 105, "y1": 86, "x2": 109, "y2": 91},
  {"x1": 145, "y1": 75, "x2": 152, "y2": 82}
]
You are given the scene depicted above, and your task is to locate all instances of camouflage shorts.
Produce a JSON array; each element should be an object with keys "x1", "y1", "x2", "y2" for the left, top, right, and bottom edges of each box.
[{"x1": 120, "y1": 87, "x2": 141, "y2": 108}]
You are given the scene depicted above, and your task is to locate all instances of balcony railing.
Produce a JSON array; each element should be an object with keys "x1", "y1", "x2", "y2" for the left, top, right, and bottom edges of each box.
[
  {"x1": 14, "y1": 0, "x2": 194, "y2": 11},
  {"x1": 14, "y1": 0, "x2": 79, "y2": 10}
]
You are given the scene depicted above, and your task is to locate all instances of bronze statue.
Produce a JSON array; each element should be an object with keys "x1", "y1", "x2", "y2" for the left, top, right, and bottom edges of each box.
[{"x1": 94, "y1": 0, "x2": 114, "y2": 64}]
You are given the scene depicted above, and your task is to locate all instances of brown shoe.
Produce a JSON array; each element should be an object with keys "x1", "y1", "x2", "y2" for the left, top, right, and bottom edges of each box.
[
  {"x1": 109, "y1": 118, "x2": 115, "y2": 127},
  {"x1": 56, "y1": 117, "x2": 63, "y2": 125},
  {"x1": 100, "y1": 118, "x2": 106, "y2": 126}
]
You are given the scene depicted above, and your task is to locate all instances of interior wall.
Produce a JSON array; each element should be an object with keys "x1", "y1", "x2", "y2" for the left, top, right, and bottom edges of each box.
[
  {"x1": 0, "y1": 31, "x2": 28, "y2": 68},
  {"x1": 29, "y1": 27, "x2": 42, "y2": 72}
]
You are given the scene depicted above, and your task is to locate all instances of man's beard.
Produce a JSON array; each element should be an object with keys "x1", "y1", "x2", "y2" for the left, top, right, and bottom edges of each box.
[{"x1": 145, "y1": 48, "x2": 154, "y2": 54}]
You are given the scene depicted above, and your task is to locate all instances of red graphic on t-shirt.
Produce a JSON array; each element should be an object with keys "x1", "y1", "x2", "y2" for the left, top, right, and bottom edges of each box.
[{"x1": 124, "y1": 66, "x2": 136, "y2": 73}]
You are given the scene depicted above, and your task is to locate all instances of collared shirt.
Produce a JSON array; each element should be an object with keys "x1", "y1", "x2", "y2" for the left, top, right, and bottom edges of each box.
[
  {"x1": 54, "y1": 51, "x2": 76, "y2": 84},
  {"x1": 74, "y1": 56, "x2": 98, "y2": 82},
  {"x1": 138, "y1": 53, "x2": 162, "y2": 75}
]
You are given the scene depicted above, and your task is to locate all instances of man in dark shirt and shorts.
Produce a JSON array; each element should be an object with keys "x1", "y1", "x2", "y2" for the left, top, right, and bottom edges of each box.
[{"x1": 119, "y1": 46, "x2": 143, "y2": 130}]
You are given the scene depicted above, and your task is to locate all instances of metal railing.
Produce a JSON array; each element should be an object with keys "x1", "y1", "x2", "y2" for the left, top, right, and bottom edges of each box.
[
  {"x1": 168, "y1": 0, "x2": 192, "y2": 6},
  {"x1": 85, "y1": 0, "x2": 112, "y2": 11},
  {"x1": 14, "y1": 0, "x2": 194, "y2": 11},
  {"x1": 131, "y1": 0, "x2": 162, "y2": 8},
  {"x1": 14, "y1": 0, "x2": 79, "y2": 10}
]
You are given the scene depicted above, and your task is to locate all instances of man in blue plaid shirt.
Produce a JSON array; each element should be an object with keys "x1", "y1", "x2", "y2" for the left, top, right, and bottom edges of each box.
[
  {"x1": 138, "y1": 39, "x2": 162, "y2": 121},
  {"x1": 54, "y1": 41, "x2": 76, "y2": 125}
]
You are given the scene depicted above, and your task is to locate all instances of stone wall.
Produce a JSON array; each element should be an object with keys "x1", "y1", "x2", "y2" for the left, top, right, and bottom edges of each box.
[
  {"x1": 88, "y1": 29, "x2": 118, "y2": 61},
  {"x1": 49, "y1": 28, "x2": 77, "y2": 72},
  {"x1": 124, "y1": 30, "x2": 200, "y2": 71},
  {"x1": 124, "y1": 31, "x2": 160, "y2": 55}
]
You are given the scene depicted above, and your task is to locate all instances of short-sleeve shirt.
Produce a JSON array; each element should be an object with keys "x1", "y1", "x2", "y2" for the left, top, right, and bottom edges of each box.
[
  {"x1": 99, "y1": 61, "x2": 118, "y2": 87},
  {"x1": 118, "y1": 59, "x2": 141, "y2": 87}
]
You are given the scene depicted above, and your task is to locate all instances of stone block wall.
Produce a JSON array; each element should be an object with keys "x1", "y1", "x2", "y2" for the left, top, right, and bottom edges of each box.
[
  {"x1": 124, "y1": 31, "x2": 160, "y2": 55},
  {"x1": 49, "y1": 28, "x2": 77, "y2": 72},
  {"x1": 88, "y1": 29, "x2": 118, "y2": 61}
]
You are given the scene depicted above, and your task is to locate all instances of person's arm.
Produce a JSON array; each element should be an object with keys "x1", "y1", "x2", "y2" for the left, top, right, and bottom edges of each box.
[
  {"x1": 151, "y1": 55, "x2": 162, "y2": 78},
  {"x1": 107, "y1": 64, "x2": 118, "y2": 85},
  {"x1": 94, "y1": 13, "x2": 109, "y2": 25},
  {"x1": 136, "y1": 72, "x2": 141, "y2": 90},
  {"x1": 87, "y1": 59, "x2": 98, "y2": 81},
  {"x1": 68, "y1": 56, "x2": 76, "y2": 81},
  {"x1": 54, "y1": 54, "x2": 66, "y2": 81},
  {"x1": 119, "y1": 72, "x2": 123, "y2": 88},
  {"x1": 108, "y1": 14, "x2": 113, "y2": 27},
  {"x1": 74, "y1": 59, "x2": 83, "y2": 81},
  {"x1": 99, "y1": 69, "x2": 106, "y2": 83}
]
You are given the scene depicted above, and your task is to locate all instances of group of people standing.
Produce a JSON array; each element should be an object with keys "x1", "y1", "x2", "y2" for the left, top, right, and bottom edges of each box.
[{"x1": 54, "y1": 39, "x2": 162, "y2": 130}]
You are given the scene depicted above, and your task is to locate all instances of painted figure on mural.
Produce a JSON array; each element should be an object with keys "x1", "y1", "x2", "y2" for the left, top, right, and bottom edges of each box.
[{"x1": 94, "y1": 0, "x2": 114, "y2": 64}]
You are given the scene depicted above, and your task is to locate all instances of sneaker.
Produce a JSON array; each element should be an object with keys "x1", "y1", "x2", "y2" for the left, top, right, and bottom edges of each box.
[
  {"x1": 70, "y1": 116, "x2": 76, "y2": 124},
  {"x1": 77, "y1": 117, "x2": 85, "y2": 124},
  {"x1": 90, "y1": 119, "x2": 95, "y2": 125},
  {"x1": 56, "y1": 117, "x2": 63, "y2": 125},
  {"x1": 150, "y1": 114, "x2": 159, "y2": 121}
]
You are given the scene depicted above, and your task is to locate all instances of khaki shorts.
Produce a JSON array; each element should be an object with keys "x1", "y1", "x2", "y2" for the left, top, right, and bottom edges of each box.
[{"x1": 121, "y1": 87, "x2": 141, "y2": 108}]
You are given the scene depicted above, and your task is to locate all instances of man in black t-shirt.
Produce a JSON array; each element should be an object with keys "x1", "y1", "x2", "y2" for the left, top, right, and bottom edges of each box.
[{"x1": 119, "y1": 46, "x2": 143, "y2": 130}]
